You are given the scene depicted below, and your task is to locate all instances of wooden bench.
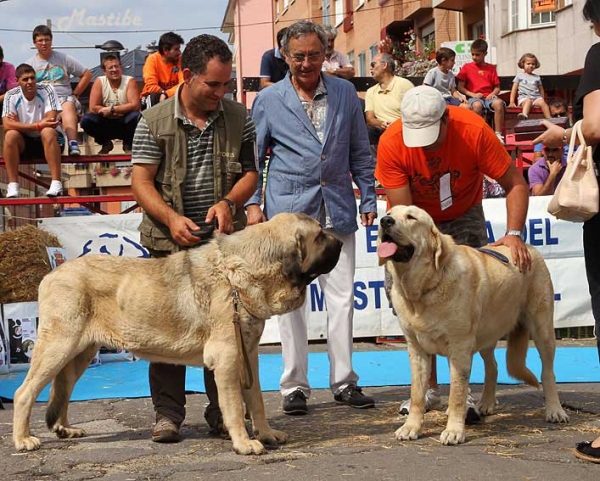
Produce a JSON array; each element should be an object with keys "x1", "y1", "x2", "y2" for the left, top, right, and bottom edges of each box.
[
  {"x1": 0, "y1": 154, "x2": 136, "y2": 215},
  {"x1": 0, "y1": 154, "x2": 132, "y2": 166}
]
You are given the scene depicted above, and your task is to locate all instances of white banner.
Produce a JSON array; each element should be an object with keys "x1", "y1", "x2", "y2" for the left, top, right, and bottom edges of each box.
[{"x1": 38, "y1": 196, "x2": 594, "y2": 343}]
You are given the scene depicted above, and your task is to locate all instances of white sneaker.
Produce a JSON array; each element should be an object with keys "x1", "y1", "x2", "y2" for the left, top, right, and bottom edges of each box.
[
  {"x1": 399, "y1": 388, "x2": 442, "y2": 415},
  {"x1": 465, "y1": 392, "x2": 481, "y2": 424},
  {"x1": 6, "y1": 182, "x2": 19, "y2": 198},
  {"x1": 46, "y1": 180, "x2": 63, "y2": 197},
  {"x1": 495, "y1": 132, "x2": 505, "y2": 144},
  {"x1": 443, "y1": 391, "x2": 482, "y2": 424}
]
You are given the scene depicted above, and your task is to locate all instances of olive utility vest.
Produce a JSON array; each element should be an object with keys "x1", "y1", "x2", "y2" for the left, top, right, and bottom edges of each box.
[{"x1": 138, "y1": 97, "x2": 248, "y2": 252}]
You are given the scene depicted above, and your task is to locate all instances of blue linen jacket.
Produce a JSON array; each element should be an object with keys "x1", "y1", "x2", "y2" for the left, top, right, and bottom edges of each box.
[{"x1": 247, "y1": 74, "x2": 377, "y2": 235}]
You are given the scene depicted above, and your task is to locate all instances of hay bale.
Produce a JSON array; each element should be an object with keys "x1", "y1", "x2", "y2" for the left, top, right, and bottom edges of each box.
[{"x1": 0, "y1": 225, "x2": 63, "y2": 304}]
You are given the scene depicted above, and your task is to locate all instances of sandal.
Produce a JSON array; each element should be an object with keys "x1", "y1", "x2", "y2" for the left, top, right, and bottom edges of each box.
[{"x1": 574, "y1": 441, "x2": 600, "y2": 463}]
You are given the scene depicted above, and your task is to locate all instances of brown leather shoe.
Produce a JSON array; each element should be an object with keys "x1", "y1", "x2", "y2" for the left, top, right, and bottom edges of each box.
[{"x1": 152, "y1": 415, "x2": 181, "y2": 443}]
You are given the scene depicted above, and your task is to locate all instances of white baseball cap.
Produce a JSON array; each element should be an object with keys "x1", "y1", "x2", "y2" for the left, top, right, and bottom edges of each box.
[{"x1": 401, "y1": 86, "x2": 447, "y2": 148}]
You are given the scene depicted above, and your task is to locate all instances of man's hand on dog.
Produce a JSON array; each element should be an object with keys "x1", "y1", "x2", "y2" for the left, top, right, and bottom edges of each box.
[
  {"x1": 492, "y1": 235, "x2": 532, "y2": 272},
  {"x1": 168, "y1": 215, "x2": 203, "y2": 246}
]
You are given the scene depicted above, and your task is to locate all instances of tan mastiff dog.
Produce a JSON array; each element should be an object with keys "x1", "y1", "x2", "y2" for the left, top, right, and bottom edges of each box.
[
  {"x1": 378, "y1": 205, "x2": 568, "y2": 445},
  {"x1": 13, "y1": 213, "x2": 342, "y2": 454}
]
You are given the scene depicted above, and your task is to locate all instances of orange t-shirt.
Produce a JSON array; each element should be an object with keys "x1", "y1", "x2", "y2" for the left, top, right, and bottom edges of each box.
[
  {"x1": 140, "y1": 51, "x2": 183, "y2": 99},
  {"x1": 375, "y1": 107, "x2": 511, "y2": 223}
]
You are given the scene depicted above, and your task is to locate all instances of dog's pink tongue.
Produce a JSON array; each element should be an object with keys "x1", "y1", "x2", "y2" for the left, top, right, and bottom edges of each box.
[{"x1": 378, "y1": 241, "x2": 398, "y2": 258}]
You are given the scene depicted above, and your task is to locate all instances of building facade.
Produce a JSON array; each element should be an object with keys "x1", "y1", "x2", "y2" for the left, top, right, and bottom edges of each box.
[{"x1": 222, "y1": 0, "x2": 597, "y2": 107}]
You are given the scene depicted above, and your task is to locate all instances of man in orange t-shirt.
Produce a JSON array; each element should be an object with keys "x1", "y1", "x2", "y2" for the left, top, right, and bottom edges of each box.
[
  {"x1": 375, "y1": 85, "x2": 530, "y2": 420},
  {"x1": 140, "y1": 32, "x2": 184, "y2": 108}
]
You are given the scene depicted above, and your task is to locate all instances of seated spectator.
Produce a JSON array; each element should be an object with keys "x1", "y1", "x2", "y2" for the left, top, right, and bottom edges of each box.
[
  {"x1": 548, "y1": 97, "x2": 570, "y2": 120},
  {"x1": 483, "y1": 175, "x2": 506, "y2": 198},
  {"x1": 424, "y1": 47, "x2": 468, "y2": 108},
  {"x1": 321, "y1": 25, "x2": 354, "y2": 79},
  {"x1": 529, "y1": 145, "x2": 566, "y2": 196},
  {"x1": 0, "y1": 45, "x2": 17, "y2": 112},
  {"x1": 456, "y1": 38, "x2": 505, "y2": 144},
  {"x1": 81, "y1": 54, "x2": 141, "y2": 155},
  {"x1": 2, "y1": 64, "x2": 63, "y2": 198},
  {"x1": 140, "y1": 32, "x2": 184, "y2": 108},
  {"x1": 364, "y1": 53, "x2": 414, "y2": 148},
  {"x1": 259, "y1": 27, "x2": 289, "y2": 90},
  {"x1": 533, "y1": 97, "x2": 571, "y2": 160},
  {"x1": 28, "y1": 24, "x2": 92, "y2": 156},
  {"x1": 508, "y1": 53, "x2": 551, "y2": 120}
]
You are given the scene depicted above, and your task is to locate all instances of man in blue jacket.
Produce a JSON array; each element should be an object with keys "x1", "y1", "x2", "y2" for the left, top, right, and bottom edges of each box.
[{"x1": 246, "y1": 20, "x2": 377, "y2": 415}]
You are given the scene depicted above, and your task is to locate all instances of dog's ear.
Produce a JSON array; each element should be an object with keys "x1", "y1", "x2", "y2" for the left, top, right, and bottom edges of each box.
[
  {"x1": 281, "y1": 232, "x2": 306, "y2": 287},
  {"x1": 432, "y1": 226, "x2": 445, "y2": 271}
]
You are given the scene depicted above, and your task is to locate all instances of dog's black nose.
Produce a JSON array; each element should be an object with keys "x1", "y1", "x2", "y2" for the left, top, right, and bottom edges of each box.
[{"x1": 380, "y1": 216, "x2": 395, "y2": 228}]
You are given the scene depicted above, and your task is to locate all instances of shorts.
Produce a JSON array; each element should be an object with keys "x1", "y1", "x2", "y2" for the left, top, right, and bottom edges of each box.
[
  {"x1": 517, "y1": 96, "x2": 544, "y2": 106},
  {"x1": 468, "y1": 97, "x2": 505, "y2": 111},
  {"x1": 21, "y1": 136, "x2": 45, "y2": 159},
  {"x1": 58, "y1": 95, "x2": 84, "y2": 117},
  {"x1": 383, "y1": 203, "x2": 488, "y2": 306}
]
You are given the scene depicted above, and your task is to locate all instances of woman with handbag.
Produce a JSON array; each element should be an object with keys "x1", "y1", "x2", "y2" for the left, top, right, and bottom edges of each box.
[{"x1": 533, "y1": 0, "x2": 600, "y2": 464}]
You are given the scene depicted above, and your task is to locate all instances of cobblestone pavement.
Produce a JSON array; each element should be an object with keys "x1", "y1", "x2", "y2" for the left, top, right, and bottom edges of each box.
[{"x1": 0, "y1": 341, "x2": 598, "y2": 480}]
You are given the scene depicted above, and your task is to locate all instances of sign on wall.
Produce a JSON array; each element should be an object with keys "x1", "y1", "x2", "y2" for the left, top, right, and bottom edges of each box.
[
  {"x1": 440, "y1": 40, "x2": 474, "y2": 74},
  {"x1": 533, "y1": 0, "x2": 558, "y2": 13}
]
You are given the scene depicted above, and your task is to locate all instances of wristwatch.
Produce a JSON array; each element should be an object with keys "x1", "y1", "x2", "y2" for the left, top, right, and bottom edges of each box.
[
  {"x1": 505, "y1": 230, "x2": 523, "y2": 238},
  {"x1": 110, "y1": 105, "x2": 116, "y2": 115},
  {"x1": 222, "y1": 197, "x2": 236, "y2": 216}
]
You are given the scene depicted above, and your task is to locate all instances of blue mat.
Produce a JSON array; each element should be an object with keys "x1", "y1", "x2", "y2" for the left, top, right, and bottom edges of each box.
[{"x1": 0, "y1": 347, "x2": 598, "y2": 402}]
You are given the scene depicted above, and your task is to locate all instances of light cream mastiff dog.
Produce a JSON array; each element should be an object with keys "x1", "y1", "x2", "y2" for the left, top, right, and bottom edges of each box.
[
  {"x1": 378, "y1": 205, "x2": 569, "y2": 445},
  {"x1": 13, "y1": 213, "x2": 343, "y2": 454}
]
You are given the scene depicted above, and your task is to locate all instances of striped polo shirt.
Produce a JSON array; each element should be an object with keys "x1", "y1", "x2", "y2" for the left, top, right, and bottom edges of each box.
[{"x1": 132, "y1": 97, "x2": 256, "y2": 241}]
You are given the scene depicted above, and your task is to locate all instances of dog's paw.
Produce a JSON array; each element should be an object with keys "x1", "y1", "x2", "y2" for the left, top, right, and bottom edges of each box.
[
  {"x1": 53, "y1": 425, "x2": 86, "y2": 439},
  {"x1": 478, "y1": 399, "x2": 496, "y2": 416},
  {"x1": 14, "y1": 435, "x2": 41, "y2": 451},
  {"x1": 233, "y1": 438, "x2": 267, "y2": 455},
  {"x1": 257, "y1": 428, "x2": 287, "y2": 446},
  {"x1": 546, "y1": 407, "x2": 569, "y2": 424},
  {"x1": 440, "y1": 427, "x2": 466, "y2": 445},
  {"x1": 394, "y1": 422, "x2": 421, "y2": 441}
]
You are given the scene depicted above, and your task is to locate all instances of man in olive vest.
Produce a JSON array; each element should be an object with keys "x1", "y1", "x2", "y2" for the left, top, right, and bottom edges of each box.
[{"x1": 131, "y1": 34, "x2": 258, "y2": 443}]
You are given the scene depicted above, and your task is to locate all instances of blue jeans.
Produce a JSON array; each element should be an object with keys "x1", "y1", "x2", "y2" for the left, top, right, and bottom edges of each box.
[{"x1": 80, "y1": 111, "x2": 141, "y2": 145}]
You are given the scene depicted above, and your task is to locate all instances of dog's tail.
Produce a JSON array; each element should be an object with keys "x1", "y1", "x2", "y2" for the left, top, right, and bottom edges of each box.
[{"x1": 506, "y1": 324, "x2": 540, "y2": 389}]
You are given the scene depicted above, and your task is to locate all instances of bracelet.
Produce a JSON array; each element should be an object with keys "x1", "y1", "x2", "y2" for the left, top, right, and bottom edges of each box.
[
  {"x1": 36, "y1": 123, "x2": 41, "y2": 131},
  {"x1": 562, "y1": 128, "x2": 569, "y2": 145}
]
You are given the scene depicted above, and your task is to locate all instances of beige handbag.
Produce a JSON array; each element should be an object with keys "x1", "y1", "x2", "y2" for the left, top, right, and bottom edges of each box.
[{"x1": 547, "y1": 120, "x2": 599, "y2": 222}]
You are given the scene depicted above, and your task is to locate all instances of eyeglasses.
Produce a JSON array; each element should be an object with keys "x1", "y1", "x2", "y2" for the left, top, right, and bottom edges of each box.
[
  {"x1": 551, "y1": 112, "x2": 567, "y2": 118},
  {"x1": 290, "y1": 52, "x2": 323, "y2": 64},
  {"x1": 544, "y1": 147, "x2": 562, "y2": 152}
]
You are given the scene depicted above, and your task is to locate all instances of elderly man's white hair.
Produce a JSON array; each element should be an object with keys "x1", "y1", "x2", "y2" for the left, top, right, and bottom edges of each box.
[{"x1": 323, "y1": 25, "x2": 337, "y2": 38}]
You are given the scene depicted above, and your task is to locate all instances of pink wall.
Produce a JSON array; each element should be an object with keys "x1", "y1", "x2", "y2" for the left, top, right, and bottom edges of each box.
[{"x1": 233, "y1": 0, "x2": 275, "y2": 108}]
